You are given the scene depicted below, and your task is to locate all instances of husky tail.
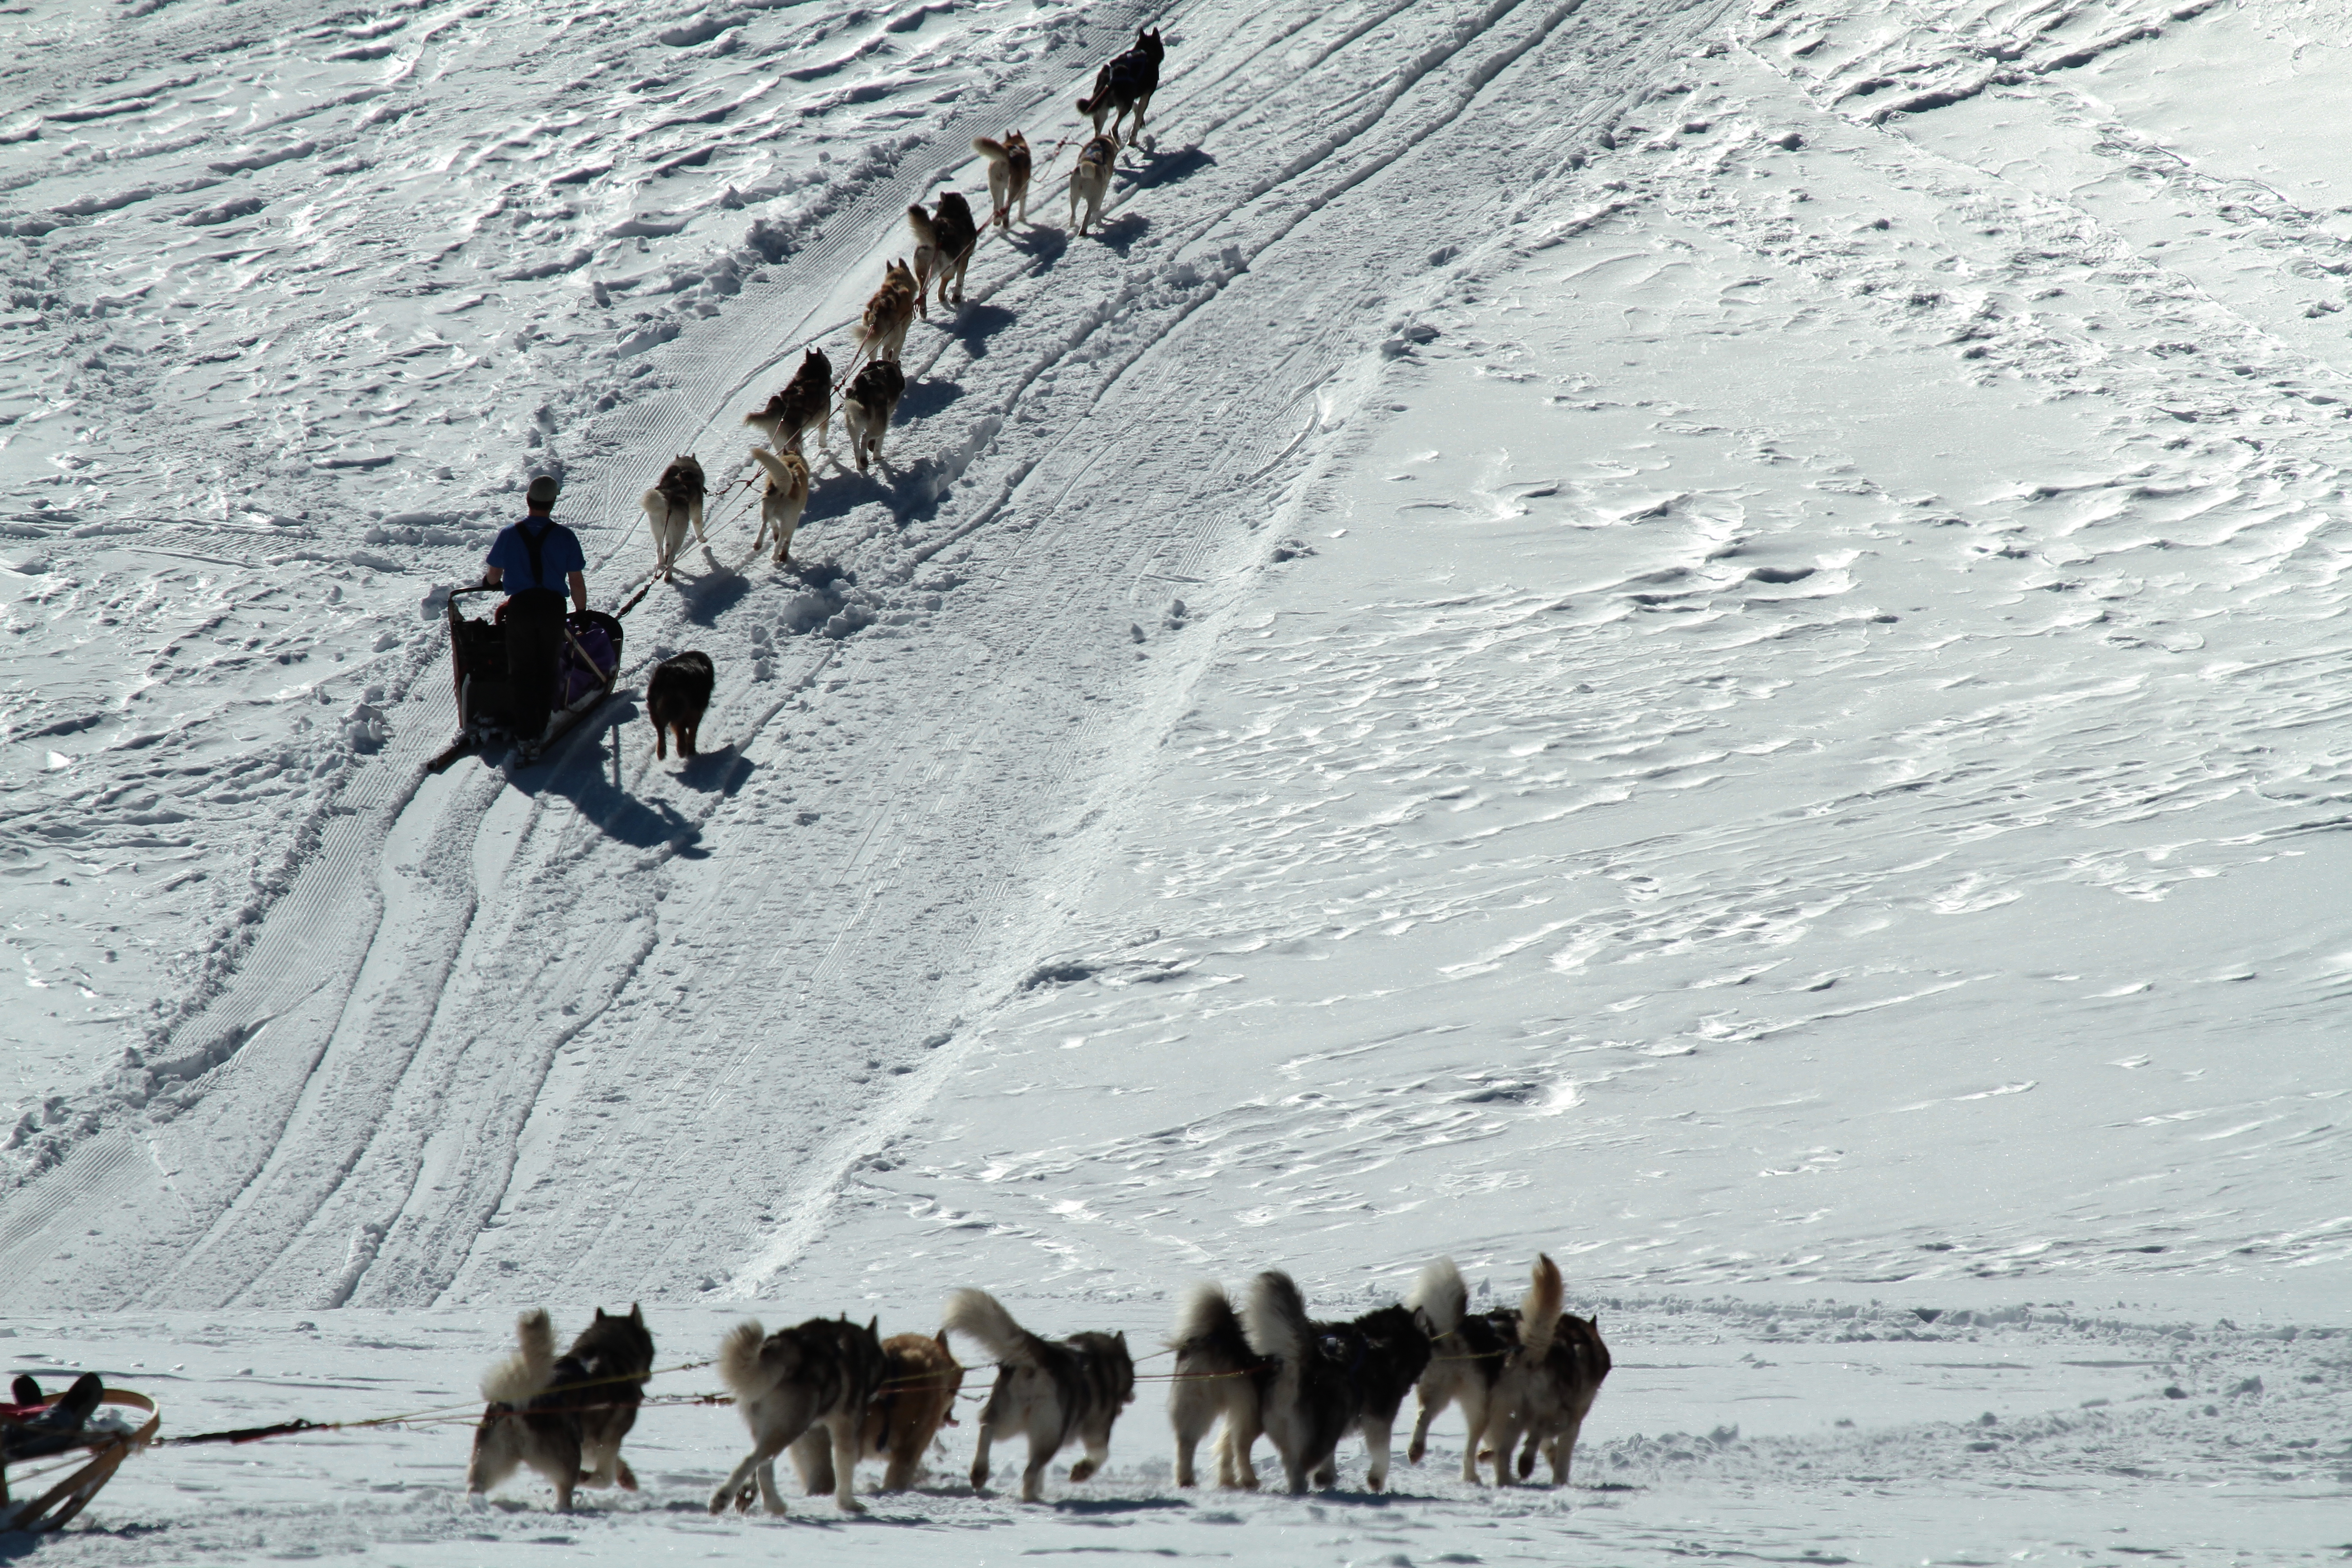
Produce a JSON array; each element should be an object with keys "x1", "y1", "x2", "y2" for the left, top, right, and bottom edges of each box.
[
  {"x1": 942, "y1": 1288, "x2": 1046, "y2": 1368},
  {"x1": 1240, "y1": 1270, "x2": 1311, "y2": 1366},
  {"x1": 1518, "y1": 1254, "x2": 1564, "y2": 1357},
  {"x1": 483, "y1": 1308, "x2": 558, "y2": 1404},
  {"x1": 1406, "y1": 1256, "x2": 1467, "y2": 1339},
  {"x1": 973, "y1": 136, "x2": 1009, "y2": 164},
  {"x1": 749, "y1": 446, "x2": 794, "y2": 488},
  {"x1": 715, "y1": 1319, "x2": 769, "y2": 1398},
  {"x1": 1170, "y1": 1280, "x2": 1243, "y2": 1350}
]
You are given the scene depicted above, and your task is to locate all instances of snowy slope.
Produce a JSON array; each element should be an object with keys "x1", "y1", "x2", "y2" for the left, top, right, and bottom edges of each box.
[{"x1": 5, "y1": 0, "x2": 2352, "y2": 1560}]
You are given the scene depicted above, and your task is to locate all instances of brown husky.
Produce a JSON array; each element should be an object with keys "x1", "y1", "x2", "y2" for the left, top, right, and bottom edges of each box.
[
  {"x1": 749, "y1": 446, "x2": 811, "y2": 564},
  {"x1": 855, "y1": 259, "x2": 918, "y2": 365},
  {"x1": 943, "y1": 1288, "x2": 1135, "y2": 1502},
  {"x1": 796, "y1": 1330, "x2": 965, "y2": 1493},
  {"x1": 972, "y1": 132, "x2": 1032, "y2": 228},
  {"x1": 907, "y1": 191, "x2": 979, "y2": 317},
  {"x1": 466, "y1": 1305, "x2": 655, "y2": 1512},
  {"x1": 742, "y1": 347, "x2": 831, "y2": 453}
]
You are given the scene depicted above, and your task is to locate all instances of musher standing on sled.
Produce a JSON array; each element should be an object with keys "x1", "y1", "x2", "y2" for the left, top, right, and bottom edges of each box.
[{"x1": 482, "y1": 475, "x2": 588, "y2": 759}]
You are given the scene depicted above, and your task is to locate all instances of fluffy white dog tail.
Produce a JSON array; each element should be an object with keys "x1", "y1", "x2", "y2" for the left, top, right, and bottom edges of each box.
[
  {"x1": 1240, "y1": 1270, "x2": 1311, "y2": 1366},
  {"x1": 715, "y1": 1319, "x2": 769, "y2": 1398},
  {"x1": 1518, "y1": 1254, "x2": 1564, "y2": 1358},
  {"x1": 1406, "y1": 1256, "x2": 1466, "y2": 1339},
  {"x1": 482, "y1": 1308, "x2": 557, "y2": 1404},
  {"x1": 749, "y1": 446, "x2": 793, "y2": 489},
  {"x1": 1169, "y1": 1280, "x2": 1240, "y2": 1350},
  {"x1": 941, "y1": 1287, "x2": 1042, "y2": 1368}
]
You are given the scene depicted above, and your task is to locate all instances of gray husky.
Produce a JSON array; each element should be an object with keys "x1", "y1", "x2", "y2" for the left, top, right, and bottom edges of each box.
[
  {"x1": 466, "y1": 1304, "x2": 655, "y2": 1511},
  {"x1": 709, "y1": 1315, "x2": 888, "y2": 1515},
  {"x1": 943, "y1": 1287, "x2": 1135, "y2": 1501}
]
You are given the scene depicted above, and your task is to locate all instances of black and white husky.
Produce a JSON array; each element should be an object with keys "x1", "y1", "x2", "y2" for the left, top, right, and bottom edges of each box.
[
  {"x1": 1240, "y1": 1260, "x2": 1459, "y2": 1493},
  {"x1": 943, "y1": 1287, "x2": 1136, "y2": 1502},
  {"x1": 467, "y1": 1305, "x2": 655, "y2": 1512},
  {"x1": 709, "y1": 1315, "x2": 889, "y2": 1516}
]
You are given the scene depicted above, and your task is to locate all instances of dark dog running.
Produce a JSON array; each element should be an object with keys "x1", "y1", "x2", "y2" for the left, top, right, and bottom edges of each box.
[{"x1": 1077, "y1": 26, "x2": 1164, "y2": 147}]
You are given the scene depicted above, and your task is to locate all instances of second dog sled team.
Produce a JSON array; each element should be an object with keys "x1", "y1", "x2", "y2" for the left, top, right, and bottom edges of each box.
[
  {"x1": 636, "y1": 27, "x2": 1167, "y2": 584},
  {"x1": 466, "y1": 1251, "x2": 1611, "y2": 1514}
]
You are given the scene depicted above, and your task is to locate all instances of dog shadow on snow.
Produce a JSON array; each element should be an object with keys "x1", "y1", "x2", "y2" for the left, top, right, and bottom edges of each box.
[
  {"x1": 515, "y1": 701, "x2": 752, "y2": 850},
  {"x1": 938, "y1": 301, "x2": 1014, "y2": 358},
  {"x1": 1125, "y1": 142, "x2": 1215, "y2": 191},
  {"x1": 671, "y1": 559, "x2": 755, "y2": 625},
  {"x1": 1081, "y1": 212, "x2": 1149, "y2": 256}
]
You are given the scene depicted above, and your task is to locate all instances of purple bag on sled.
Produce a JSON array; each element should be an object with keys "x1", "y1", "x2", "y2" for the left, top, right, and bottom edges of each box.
[{"x1": 559, "y1": 620, "x2": 617, "y2": 706}]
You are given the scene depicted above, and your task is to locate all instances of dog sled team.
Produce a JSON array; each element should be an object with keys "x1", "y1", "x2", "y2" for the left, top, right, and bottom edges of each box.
[
  {"x1": 467, "y1": 1250, "x2": 1609, "y2": 1515},
  {"x1": 637, "y1": 26, "x2": 1167, "y2": 587}
]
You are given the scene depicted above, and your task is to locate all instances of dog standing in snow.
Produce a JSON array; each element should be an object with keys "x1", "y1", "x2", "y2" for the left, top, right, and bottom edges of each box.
[
  {"x1": 1068, "y1": 135, "x2": 1116, "y2": 237},
  {"x1": 709, "y1": 1314, "x2": 889, "y2": 1516},
  {"x1": 467, "y1": 1305, "x2": 655, "y2": 1511},
  {"x1": 790, "y1": 1329, "x2": 965, "y2": 1494},
  {"x1": 1240, "y1": 1260, "x2": 1458, "y2": 1493},
  {"x1": 1167, "y1": 1280, "x2": 1269, "y2": 1489},
  {"x1": 1077, "y1": 26, "x2": 1164, "y2": 147},
  {"x1": 642, "y1": 454, "x2": 705, "y2": 581},
  {"x1": 855, "y1": 259, "x2": 918, "y2": 366},
  {"x1": 1477, "y1": 1255, "x2": 1609, "y2": 1487},
  {"x1": 749, "y1": 446, "x2": 811, "y2": 564},
  {"x1": 743, "y1": 347, "x2": 831, "y2": 453},
  {"x1": 972, "y1": 132, "x2": 1031, "y2": 228},
  {"x1": 943, "y1": 1287, "x2": 1134, "y2": 1502},
  {"x1": 907, "y1": 191, "x2": 980, "y2": 318},
  {"x1": 645, "y1": 650, "x2": 715, "y2": 760},
  {"x1": 841, "y1": 359, "x2": 906, "y2": 475}
]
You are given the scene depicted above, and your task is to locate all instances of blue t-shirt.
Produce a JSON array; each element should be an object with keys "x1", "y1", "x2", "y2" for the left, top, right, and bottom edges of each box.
[{"x1": 485, "y1": 516, "x2": 587, "y2": 594}]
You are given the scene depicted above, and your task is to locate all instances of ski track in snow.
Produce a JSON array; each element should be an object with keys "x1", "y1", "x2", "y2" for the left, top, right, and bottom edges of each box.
[{"x1": 4, "y1": 0, "x2": 2352, "y2": 1558}]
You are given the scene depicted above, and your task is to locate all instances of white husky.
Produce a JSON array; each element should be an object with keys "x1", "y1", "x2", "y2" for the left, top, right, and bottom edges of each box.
[
  {"x1": 1068, "y1": 135, "x2": 1115, "y2": 237},
  {"x1": 642, "y1": 453, "x2": 705, "y2": 581},
  {"x1": 749, "y1": 446, "x2": 811, "y2": 565}
]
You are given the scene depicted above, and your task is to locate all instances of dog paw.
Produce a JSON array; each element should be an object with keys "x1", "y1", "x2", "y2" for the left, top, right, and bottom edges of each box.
[
  {"x1": 1068, "y1": 1460, "x2": 1097, "y2": 1483},
  {"x1": 838, "y1": 1496, "x2": 867, "y2": 1514}
]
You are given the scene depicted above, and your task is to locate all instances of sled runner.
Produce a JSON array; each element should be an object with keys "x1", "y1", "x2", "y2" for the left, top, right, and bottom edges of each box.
[
  {"x1": 426, "y1": 586, "x2": 625, "y2": 774},
  {"x1": 2, "y1": 1381, "x2": 160, "y2": 1534}
]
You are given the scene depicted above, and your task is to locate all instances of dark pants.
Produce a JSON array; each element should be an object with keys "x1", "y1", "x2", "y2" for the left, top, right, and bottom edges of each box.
[{"x1": 504, "y1": 592, "x2": 566, "y2": 747}]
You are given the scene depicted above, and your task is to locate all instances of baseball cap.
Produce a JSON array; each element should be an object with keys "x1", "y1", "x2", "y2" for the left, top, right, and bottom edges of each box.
[{"x1": 526, "y1": 475, "x2": 561, "y2": 509}]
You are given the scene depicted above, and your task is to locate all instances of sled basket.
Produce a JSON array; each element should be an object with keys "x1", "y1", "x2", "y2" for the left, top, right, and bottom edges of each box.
[
  {"x1": 2, "y1": 1389, "x2": 160, "y2": 1534},
  {"x1": 429, "y1": 587, "x2": 625, "y2": 771}
]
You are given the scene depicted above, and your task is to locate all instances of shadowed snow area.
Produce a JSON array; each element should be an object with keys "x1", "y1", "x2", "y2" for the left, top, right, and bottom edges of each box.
[{"x1": 3, "y1": 0, "x2": 2351, "y2": 1560}]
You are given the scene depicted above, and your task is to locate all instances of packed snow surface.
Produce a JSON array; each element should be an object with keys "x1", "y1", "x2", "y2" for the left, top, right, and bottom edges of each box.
[{"x1": 4, "y1": 0, "x2": 2351, "y2": 1559}]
